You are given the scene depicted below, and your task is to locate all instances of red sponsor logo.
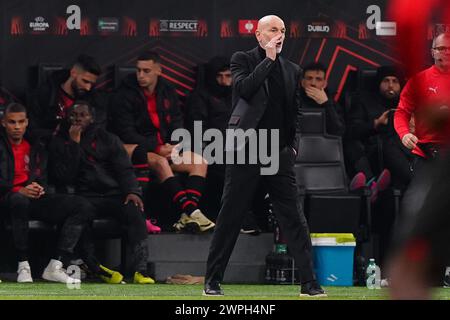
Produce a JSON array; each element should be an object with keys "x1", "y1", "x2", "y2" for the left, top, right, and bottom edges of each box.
[
  {"x1": 220, "y1": 20, "x2": 234, "y2": 38},
  {"x1": 54, "y1": 17, "x2": 68, "y2": 35},
  {"x1": 196, "y1": 20, "x2": 208, "y2": 37},
  {"x1": 149, "y1": 19, "x2": 160, "y2": 37},
  {"x1": 11, "y1": 16, "x2": 24, "y2": 35},
  {"x1": 238, "y1": 20, "x2": 257, "y2": 35},
  {"x1": 122, "y1": 17, "x2": 137, "y2": 36}
]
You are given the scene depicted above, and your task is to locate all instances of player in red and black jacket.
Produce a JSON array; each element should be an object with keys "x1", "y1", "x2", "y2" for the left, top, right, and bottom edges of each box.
[
  {"x1": 50, "y1": 101, "x2": 155, "y2": 284},
  {"x1": 50, "y1": 106, "x2": 142, "y2": 198},
  {"x1": 110, "y1": 50, "x2": 214, "y2": 233},
  {"x1": 27, "y1": 54, "x2": 109, "y2": 139},
  {"x1": 111, "y1": 64, "x2": 183, "y2": 152},
  {"x1": 0, "y1": 103, "x2": 95, "y2": 284},
  {"x1": 0, "y1": 112, "x2": 47, "y2": 199}
]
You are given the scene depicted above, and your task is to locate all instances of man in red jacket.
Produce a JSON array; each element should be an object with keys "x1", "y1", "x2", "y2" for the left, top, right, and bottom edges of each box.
[
  {"x1": 394, "y1": 32, "x2": 450, "y2": 160},
  {"x1": 393, "y1": 31, "x2": 450, "y2": 244},
  {"x1": 390, "y1": 32, "x2": 450, "y2": 296}
]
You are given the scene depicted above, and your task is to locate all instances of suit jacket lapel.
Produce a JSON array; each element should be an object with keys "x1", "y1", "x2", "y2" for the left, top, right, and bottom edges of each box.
[
  {"x1": 253, "y1": 47, "x2": 270, "y2": 96},
  {"x1": 279, "y1": 57, "x2": 293, "y2": 107}
]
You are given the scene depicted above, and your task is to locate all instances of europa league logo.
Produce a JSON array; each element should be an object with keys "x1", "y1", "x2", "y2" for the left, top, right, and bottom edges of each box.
[{"x1": 245, "y1": 21, "x2": 254, "y2": 33}]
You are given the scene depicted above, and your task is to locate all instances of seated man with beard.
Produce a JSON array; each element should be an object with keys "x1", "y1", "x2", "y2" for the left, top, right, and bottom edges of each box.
[
  {"x1": 344, "y1": 66, "x2": 408, "y2": 198},
  {"x1": 28, "y1": 54, "x2": 108, "y2": 139}
]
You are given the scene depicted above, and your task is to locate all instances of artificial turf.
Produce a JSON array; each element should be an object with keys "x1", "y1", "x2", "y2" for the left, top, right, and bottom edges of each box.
[{"x1": 0, "y1": 282, "x2": 449, "y2": 300}]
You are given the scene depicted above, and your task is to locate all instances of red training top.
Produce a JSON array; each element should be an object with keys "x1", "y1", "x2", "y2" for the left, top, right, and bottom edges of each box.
[
  {"x1": 394, "y1": 65, "x2": 450, "y2": 157},
  {"x1": 143, "y1": 89, "x2": 164, "y2": 153},
  {"x1": 11, "y1": 139, "x2": 31, "y2": 192}
]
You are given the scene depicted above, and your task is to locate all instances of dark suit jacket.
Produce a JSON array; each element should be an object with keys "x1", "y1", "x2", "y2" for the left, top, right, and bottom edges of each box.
[{"x1": 226, "y1": 47, "x2": 301, "y2": 152}]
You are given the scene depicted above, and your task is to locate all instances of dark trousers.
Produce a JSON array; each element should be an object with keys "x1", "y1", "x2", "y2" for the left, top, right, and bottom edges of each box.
[
  {"x1": 344, "y1": 139, "x2": 379, "y2": 179},
  {"x1": 382, "y1": 138, "x2": 414, "y2": 189},
  {"x1": 407, "y1": 154, "x2": 450, "y2": 266},
  {"x1": 393, "y1": 153, "x2": 450, "y2": 273},
  {"x1": 203, "y1": 164, "x2": 225, "y2": 219},
  {"x1": 0, "y1": 192, "x2": 94, "y2": 262},
  {"x1": 205, "y1": 147, "x2": 316, "y2": 284},
  {"x1": 394, "y1": 156, "x2": 430, "y2": 245},
  {"x1": 77, "y1": 196, "x2": 148, "y2": 273},
  {"x1": 204, "y1": 163, "x2": 269, "y2": 226}
]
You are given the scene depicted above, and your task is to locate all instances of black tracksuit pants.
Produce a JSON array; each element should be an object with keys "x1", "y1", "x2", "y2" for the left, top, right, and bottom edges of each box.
[
  {"x1": 76, "y1": 196, "x2": 148, "y2": 273},
  {"x1": 393, "y1": 153, "x2": 450, "y2": 275},
  {"x1": 344, "y1": 139, "x2": 379, "y2": 179},
  {"x1": 0, "y1": 193, "x2": 94, "y2": 262}
]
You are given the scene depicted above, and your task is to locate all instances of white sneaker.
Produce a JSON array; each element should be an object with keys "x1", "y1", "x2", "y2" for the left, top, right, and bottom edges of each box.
[
  {"x1": 174, "y1": 213, "x2": 200, "y2": 233},
  {"x1": 381, "y1": 278, "x2": 390, "y2": 287},
  {"x1": 42, "y1": 259, "x2": 81, "y2": 284},
  {"x1": 189, "y1": 209, "x2": 215, "y2": 232},
  {"x1": 17, "y1": 261, "x2": 33, "y2": 283}
]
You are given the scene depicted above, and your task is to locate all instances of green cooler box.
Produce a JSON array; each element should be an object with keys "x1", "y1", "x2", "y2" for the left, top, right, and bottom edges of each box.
[{"x1": 311, "y1": 233, "x2": 356, "y2": 286}]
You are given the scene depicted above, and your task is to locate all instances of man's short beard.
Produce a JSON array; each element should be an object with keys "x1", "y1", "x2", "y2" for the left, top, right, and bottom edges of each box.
[
  {"x1": 381, "y1": 91, "x2": 399, "y2": 100},
  {"x1": 75, "y1": 90, "x2": 88, "y2": 99},
  {"x1": 71, "y1": 81, "x2": 88, "y2": 99}
]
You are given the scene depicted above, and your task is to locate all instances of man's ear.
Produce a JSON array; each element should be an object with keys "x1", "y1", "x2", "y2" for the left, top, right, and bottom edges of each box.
[
  {"x1": 70, "y1": 67, "x2": 78, "y2": 80},
  {"x1": 255, "y1": 30, "x2": 261, "y2": 42},
  {"x1": 156, "y1": 63, "x2": 162, "y2": 76},
  {"x1": 323, "y1": 79, "x2": 328, "y2": 90}
]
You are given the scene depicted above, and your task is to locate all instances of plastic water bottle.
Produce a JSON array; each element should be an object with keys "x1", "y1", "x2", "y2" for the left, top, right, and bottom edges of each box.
[
  {"x1": 273, "y1": 219, "x2": 283, "y2": 245},
  {"x1": 264, "y1": 218, "x2": 299, "y2": 284},
  {"x1": 366, "y1": 258, "x2": 381, "y2": 289},
  {"x1": 265, "y1": 252, "x2": 276, "y2": 282}
]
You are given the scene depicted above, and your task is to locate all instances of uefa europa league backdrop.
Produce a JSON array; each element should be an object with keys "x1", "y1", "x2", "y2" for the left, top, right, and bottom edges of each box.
[{"x1": 0, "y1": 0, "x2": 438, "y2": 102}]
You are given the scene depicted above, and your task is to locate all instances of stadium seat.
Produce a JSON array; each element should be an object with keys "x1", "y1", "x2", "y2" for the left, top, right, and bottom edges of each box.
[
  {"x1": 3, "y1": 220, "x2": 55, "y2": 233},
  {"x1": 356, "y1": 68, "x2": 378, "y2": 92},
  {"x1": 294, "y1": 134, "x2": 372, "y2": 237},
  {"x1": 193, "y1": 63, "x2": 207, "y2": 90},
  {"x1": 37, "y1": 63, "x2": 64, "y2": 87},
  {"x1": 113, "y1": 65, "x2": 136, "y2": 89},
  {"x1": 298, "y1": 108, "x2": 326, "y2": 135}
]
